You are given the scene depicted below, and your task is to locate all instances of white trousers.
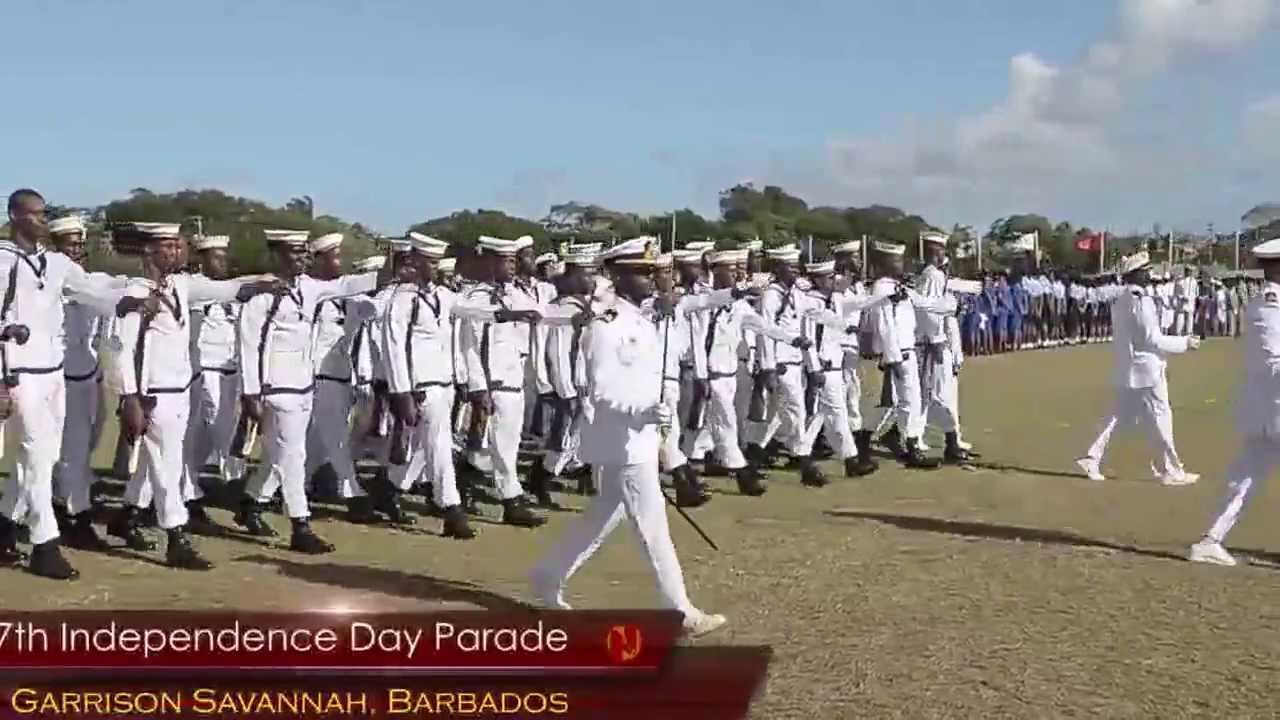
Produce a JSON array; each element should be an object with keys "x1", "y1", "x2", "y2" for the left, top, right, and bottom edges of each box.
[
  {"x1": 131, "y1": 392, "x2": 190, "y2": 530},
  {"x1": 247, "y1": 392, "x2": 314, "y2": 519},
  {"x1": 1205, "y1": 436, "x2": 1280, "y2": 543},
  {"x1": 389, "y1": 386, "x2": 460, "y2": 508},
  {"x1": 799, "y1": 369, "x2": 856, "y2": 458},
  {"x1": 474, "y1": 389, "x2": 525, "y2": 501},
  {"x1": 55, "y1": 376, "x2": 103, "y2": 515},
  {"x1": 677, "y1": 372, "x2": 713, "y2": 462},
  {"x1": 193, "y1": 370, "x2": 245, "y2": 484},
  {"x1": 842, "y1": 352, "x2": 863, "y2": 433},
  {"x1": 735, "y1": 363, "x2": 753, "y2": 445},
  {"x1": 920, "y1": 348, "x2": 960, "y2": 436},
  {"x1": 1083, "y1": 382, "x2": 1186, "y2": 478},
  {"x1": 1173, "y1": 310, "x2": 1192, "y2": 336},
  {"x1": 531, "y1": 461, "x2": 697, "y2": 616},
  {"x1": 307, "y1": 379, "x2": 365, "y2": 499},
  {"x1": 871, "y1": 356, "x2": 923, "y2": 439},
  {"x1": 703, "y1": 375, "x2": 748, "y2": 469},
  {"x1": 542, "y1": 405, "x2": 582, "y2": 477},
  {"x1": 751, "y1": 364, "x2": 806, "y2": 452},
  {"x1": 2, "y1": 372, "x2": 67, "y2": 545}
]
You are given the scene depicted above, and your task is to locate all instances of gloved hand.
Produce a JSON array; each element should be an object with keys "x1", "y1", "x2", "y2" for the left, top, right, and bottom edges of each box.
[
  {"x1": 643, "y1": 403, "x2": 674, "y2": 428},
  {"x1": 120, "y1": 395, "x2": 150, "y2": 439},
  {"x1": 1188, "y1": 336, "x2": 1202, "y2": 351}
]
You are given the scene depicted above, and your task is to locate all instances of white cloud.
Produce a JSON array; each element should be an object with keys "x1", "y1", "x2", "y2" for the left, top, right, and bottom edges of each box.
[{"x1": 825, "y1": 0, "x2": 1277, "y2": 227}]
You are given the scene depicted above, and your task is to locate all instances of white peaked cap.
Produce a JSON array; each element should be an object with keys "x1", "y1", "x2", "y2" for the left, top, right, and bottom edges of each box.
[
  {"x1": 654, "y1": 253, "x2": 674, "y2": 269},
  {"x1": 765, "y1": 244, "x2": 802, "y2": 263},
  {"x1": 354, "y1": 256, "x2": 386, "y2": 272},
  {"x1": 562, "y1": 248, "x2": 598, "y2": 267},
  {"x1": 129, "y1": 222, "x2": 182, "y2": 239},
  {"x1": 437, "y1": 257, "x2": 457, "y2": 272},
  {"x1": 567, "y1": 242, "x2": 603, "y2": 255},
  {"x1": 683, "y1": 241, "x2": 715, "y2": 253},
  {"x1": 1119, "y1": 251, "x2": 1151, "y2": 274},
  {"x1": 534, "y1": 252, "x2": 558, "y2": 266},
  {"x1": 1253, "y1": 239, "x2": 1280, "y2": 260},
  {"x1": 805, "y1": 260, "x2": 836, "y2": 274},
  {"x1": 832, "y1": 239, "x2": 862, "y2": 254},
  {"x1": 407, "y1": 231, "x2": 448, "y2": 258},
  {"x1": 310, "y1": 233, "x2": 344, "y2": 254},
  {"x1": 195, "y1": 235, "x2": 230, "y2": 251},
  {"x1": 601, "y1": 236, "x2": 657, "y2": 266},
  {"x1": 708, "y1": 249, "x2": 748, "y2": 266},
  {"x1": 48, "y1": 216, "x2": 87, "y2": 236},
  {"x1": 264, "y1": 229, "x2": 309, "y2": 246},
  {"x1": 738, "y1": 239, "x2": 763, "y2": 252},
  {"x1": 920, "y1": 231, "x2": 950, "y2": 246},
  {"x1": 672, "y1": 249, "x2": 704, "y2": 265},
  {"x1": 514, "y1": 235, "x2": 535, "y2": 251},
  {"x1": 477, "y1": 235, "x2": 520, "y2": 255},
  {"x1": 872, "y1": 240, "x2": 906, "y2": 256}
]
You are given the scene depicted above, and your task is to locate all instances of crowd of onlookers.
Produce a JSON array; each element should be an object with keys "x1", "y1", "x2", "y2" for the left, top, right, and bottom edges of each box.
[{"x1": 956, "y1": 268, "x2": 1259, "y2": 357}]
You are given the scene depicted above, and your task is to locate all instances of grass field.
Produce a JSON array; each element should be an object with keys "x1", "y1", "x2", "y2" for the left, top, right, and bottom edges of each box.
[{"x1": 5, "y1": 338, "x2": 1280, "y2": 718}]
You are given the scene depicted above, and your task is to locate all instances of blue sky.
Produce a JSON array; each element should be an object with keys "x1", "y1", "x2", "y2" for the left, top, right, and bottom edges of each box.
[{"x1": 4, "y1": 0, "x2": 1277, "y2": 234}]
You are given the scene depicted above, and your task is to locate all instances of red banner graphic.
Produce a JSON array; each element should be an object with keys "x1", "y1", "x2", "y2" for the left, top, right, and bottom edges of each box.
[{"x1": 0, "y1": 611, "x2": 682, "y2": 674}]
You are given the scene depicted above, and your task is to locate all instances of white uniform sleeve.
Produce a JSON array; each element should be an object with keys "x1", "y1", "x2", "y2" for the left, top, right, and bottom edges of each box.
[
  {"x1": 238, "y1": 296, "x2": 267, "y2": 396},
  {"x1": 382, "y1": 290, "x2": 415, "y2": 395}
]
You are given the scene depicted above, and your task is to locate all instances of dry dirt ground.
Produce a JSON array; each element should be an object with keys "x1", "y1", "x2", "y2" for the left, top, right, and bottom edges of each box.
[{"x1": 3, "y1": 339, "x2": 1280, "y2": 718}]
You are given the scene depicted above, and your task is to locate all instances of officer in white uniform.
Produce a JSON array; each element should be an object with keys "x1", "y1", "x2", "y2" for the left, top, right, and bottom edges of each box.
[
  {"x1": 914, "y1": 232, "x2": 970, "y2": 463},
  {"x1": 749, "y1": 244, "x2": 810, "y2": 466},
  {"x1": 47, "y1": 216, "x2": 111, "y2": 550},
  {"x1": 384, "y1": 233, "x2": 495, "y2": 540},
  {"x1": 187, "y1": 235, "x2": 246, "y2": 502},
  {"x1": 864, "y1": 241, "x2": 956, "y2": 469},
  {"x1": 529, "y1": 236, "x2": 727, "y2": 639},
  {"x1": 304, "y1": 233, "x2": 378, "y2": 521},
  {"x1": 349, "y1": 251, "x2": 401, "y2": 464},
  {"x1": 111, "y1": 222, "x2": 271, "y2": 569},
  {"x1": 511, "y1": 237, "x2": 558, "y2": 441},
  {"x1": 831, "y1": 240, "x2": 874, "y2": 458},
  {"x1": 673, "y1": 247, "x2": 715, "y2": 465},
  {"x1": 1188, "y1": 239, "x2": 1280, "y2": 566},
  {"x1": 1076, "y1": 251, "x2": 1200, "y2": 485},
  {"x1": 458, "y1": 236, "x2": 550, "y2": 528},
  {"x1": 0, "y1": 188, "x2": 129, "y2": 580},
  {"x1": 235, "y1": 228, "x2": 382, "y2": 553}
]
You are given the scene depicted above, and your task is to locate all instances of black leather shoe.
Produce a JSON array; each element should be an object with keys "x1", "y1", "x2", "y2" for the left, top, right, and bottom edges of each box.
[
  {"x1": 64, "y1": 512, "x2": 111, "y2": 551},
  {"x1": 800, "y1": 460, "x2": 829, "y2": 487},
  {"x1": 29, "y1": 540, "x2": 79, "y2": 580},
  {"x1": 166, "y1": 528, "x2": 214, "y2": 571},
  {"x1": 441, "y1": 505, "x2": 477, "y2": 540},
  {"x1": 289, "y1": 520, "x2": 335, "y2": 554},
  {"x1": 234, "y1": 499, "x2": 279, "y2": 537},
  {"x1": 107, "y1": 507, "x2": 158, "y2": 550},
  {"x1": 734, "y1": 466, "x2": 767, "y2": 496},
  {"x1": 501, "y1": 498, "x2": 547, "y2": 528}
]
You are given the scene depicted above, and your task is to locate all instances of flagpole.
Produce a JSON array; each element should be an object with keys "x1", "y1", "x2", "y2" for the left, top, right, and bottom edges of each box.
[
  {"x1": 917, "y1": 231, "x2": 924, "y2": 264},
  {"x1": 1099, "y1": 230, "x2": 1105, "y2": 274},
  {"x1": 1235, "y1": 230, "x2": 1241, "y2": 271},
  {"x1": 861, "y1": 234, "x2": 868, "y2": 281},
  {"x1": 977, "y1": 227, "x2": 983, "y2": 273},
  {"x1": 1168, "y1": 230, "x2": 1174, "y2": 268}
]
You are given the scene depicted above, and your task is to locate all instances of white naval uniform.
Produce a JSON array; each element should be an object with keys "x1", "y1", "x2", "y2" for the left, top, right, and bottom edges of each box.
[
  {"x1": 541, "y1": 295, "x2": 591, "y2": 476},
  {"x1": 54, "y1": 299, "x2": 109, "y2": 515},
  {"x1": 350, "y1": 286, "x2": 395, "y2": 461},
  {"x1": 530, "y1": 296, "x2": 707, "y2": 621},
  {"x1": 239, "y1": 273, "x2": 379, "y2": 519},
  {"x1": 753, "y1": 281, "x2": 811, "y2": 453},
  {"x1": 675, "y1": 282, "x2": 716, "y2": 462},
  {"x1": 113, "y1": 275, "x2": 249, "y2": 530},
  {"x1": 383, "y1": 282, "x2": 492, "y2": 506},
  {"x1": 837, "y1": 278, "x2": 868, "y2": 434},
  {"x1": 701, "y1": 298, "x2": 795, "y2": 468},
  {"x1": 1201, "y1": 283, "x2": 1280, "y2": 543},
  {"x1": 914, "y1": 265, "x2": 962, "y2": 435},
  {"x1": 0, "y1": 244, "x2": 123, "y2": 546},
  {"x1": 189, "y1": 298, "x2": 245, "y2": 488},
  {"x1": 509, "y1": 277, "x2": 557, "y2": 436},
  {"x1": 865, "y1": 278, "x2": 957, "y2": 440},
  {"x1": 308, "y1": 296, "x2": 377, "y2": 500},
  {"x1": 1082, "y1": 284, "x2": 1193, "y2": 480}
]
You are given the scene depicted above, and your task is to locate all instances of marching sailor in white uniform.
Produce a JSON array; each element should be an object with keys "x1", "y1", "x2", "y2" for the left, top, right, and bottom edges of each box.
[
  {"x1": 110, "y1": 222, "x2": 273, "y2": 569},
  {"x1": 47, "y1": 216, "x2": 111, "y2": 550},
  {"x1": 0, "y1": 189, "x2": 129, "y2": 580},
  {"x1": 529, "y1": 236, "x2": 727, "y2": 638},
  {"x1": 1188, "y1": 239, "x2": 1280, "y2": 566},
  {"x1": 235, "y1": 229, "x2": 383, "y2": 553},
  {"x1": 1075, "y1": 251, "x2": 1200, "y2": 485}
]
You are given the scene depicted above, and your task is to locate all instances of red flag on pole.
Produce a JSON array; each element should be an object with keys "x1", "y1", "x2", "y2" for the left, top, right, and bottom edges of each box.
[{"x1": 1075, "y1": 231, "x2": 1102, "y2": 252}]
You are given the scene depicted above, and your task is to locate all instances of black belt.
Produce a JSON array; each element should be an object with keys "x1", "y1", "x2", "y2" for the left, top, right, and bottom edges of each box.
[
  {"x1": 201, "y1": 366, "x2": 238, "y2": 375},
  {"x1": 316, "y1": 374, "x2": 352, "y2": 383},
  {"x1": 148, "y1": 376, "x2": 197, "y2": 394},
  {"x1": 664, "y1": 376, "x2": 680, "y2": 383},
  {"x1": 262, "y1": 384, "x2": 315, "y2": 396},
  {"x1": 490, "y1": 385, "x2": 522, "y2": 394},
  {"x1": 709, "y1": 371, "x2": 737, "y2": 379},
  {"x1": 11, "y1": 363, "x2": 64, "y2": 376},
  {"x1": 414, "y1": 381, "x2": 454, "y2": 389},
  {"x1": 65, "y1": 366, "x2": 99, "y2": 382}
]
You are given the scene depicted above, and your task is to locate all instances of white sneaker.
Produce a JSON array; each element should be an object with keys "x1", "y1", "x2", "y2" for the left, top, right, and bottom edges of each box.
[
  {"x1": 1161, "y1": 472, "x2": 1200, "y2": 487},
  {"x1": 682, "y1": 612, "x2": 728, "y2": 638},
  {"x1": 1187, "y1": 539, "x2": 1236, "y2": 567},
  {"x1": 529, "y1": 572, "x2": 572, "y2": 610},
  {"x1": 957, "y1": 438, "x2": 973, "y2": 451},
  {"x1": 1074, "y1": 457, "x2": 1105, "y2": 481}
]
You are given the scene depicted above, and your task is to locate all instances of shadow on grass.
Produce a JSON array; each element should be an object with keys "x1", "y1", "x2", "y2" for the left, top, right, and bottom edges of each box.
[
  {"x1": 963, "y1": 461, "x2": 1085, "y2": 480},
  {"x1": 233, "y1": 553, "x2": 534, "y2": 611},
  {"x1": 825, "y1": 509, "x2": 1185, "y2": 562}
]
